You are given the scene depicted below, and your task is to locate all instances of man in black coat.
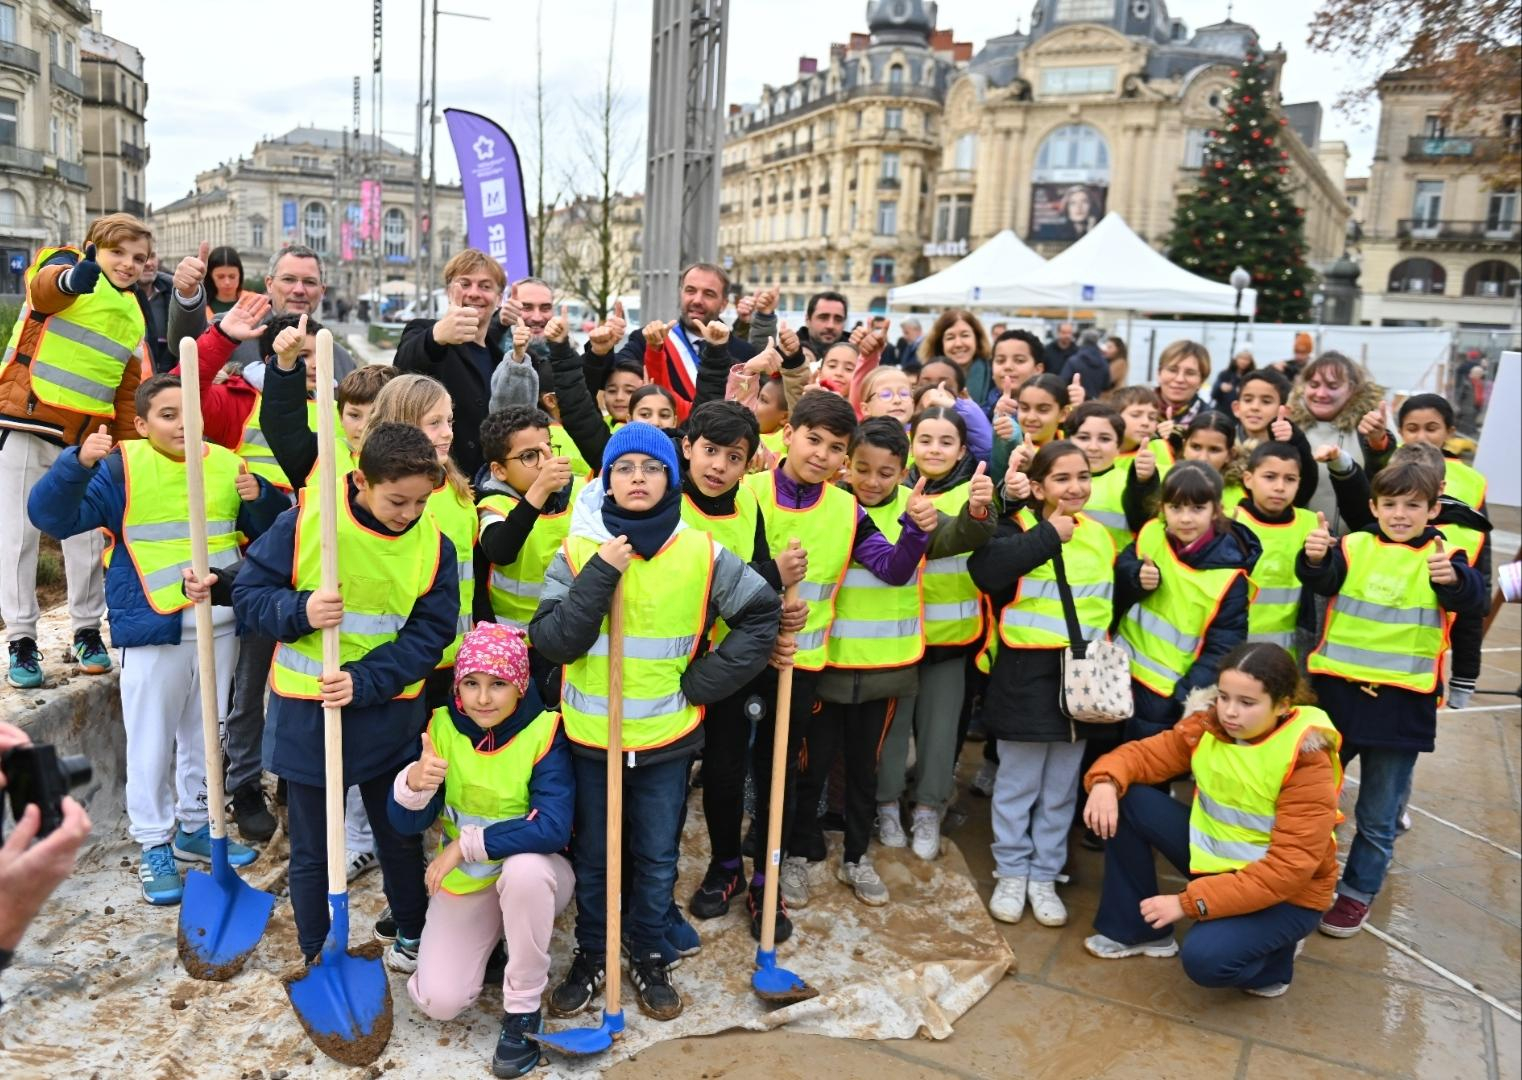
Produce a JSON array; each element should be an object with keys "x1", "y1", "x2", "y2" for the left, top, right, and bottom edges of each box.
[
  {"x1": 1059, "y1": 328, "x2": 1112, "y2": 402},
  {"x1": 1044, "y1": 321, "x2": 1078, "y2": 371},
  {"x1": 135, "y1": 250, "x2": 176, "y2": 374}
]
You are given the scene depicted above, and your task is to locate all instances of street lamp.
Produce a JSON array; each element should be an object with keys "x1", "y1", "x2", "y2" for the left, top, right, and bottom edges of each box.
[
  {"x1": 1313, "y1": 290, "x2": 1326, "y2": 353},
  {"x1": 1228, "y1": 265, "x2": 1251, "y2": 358}
]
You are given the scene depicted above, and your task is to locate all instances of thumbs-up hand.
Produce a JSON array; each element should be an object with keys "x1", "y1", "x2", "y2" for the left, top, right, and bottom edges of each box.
[
  {"x1": 173, "y1": 241, "x2": 209, "y2": 299},
  {"x1": 1050, "y1": 514, "x2": 1077, "y2": 543},
  {"x1": 1134, "y1": 446, "x2": 1158, "y2": 482},
  {"x1": 407, "y1": 732, "x2": 449, "y2": 793},
  {"x1": 1012, "y1": 433, "x2": 1038, "y2": 473},
  {"x1": 1004, "y1": 459, "x2": 1031, "y2": 502},
  {"x1": 544, "y1": 304, "x2": 571, "y2": 344},
  {"x1": 735, "y1": 293, "x2": 755, "y2": 322},
  {"x1": 1156, "y1": 417, "x2": 1176, "y2": 442},
  {"x1": 993, "y1": 413, "x2": 1016, "y2": 440},
  {"x1": 433, "y1": 304, "x2": 482, "y2": 346},
  {"x1": 744, "y1": 337, "x2": 782, "y2": 375},
  {"x1": 511, "y1": 322, "x2": 532, "y2": 360},
  {"x1": 1358, "y1": 400, "x2": 1391, "y2": 451},
  {"x1": 1138, "y1": 556, "x2": 1161, "y2": 591},
  {"x1": 756, "y1": 286, "x2": 779, "y2": 316},
  {"x1": 1067, "y1": 370, "x2": 1086, "y2": 407},
  {"x1": 1304, "y1": 511, "x2": 1333, "y2": 565},
  {"x1": 775, "y1": 537, "x2": 808, "y2": 587},
  {"x1": 587, "y1": 307, "x2": 625, "y2": 355},
  {"x1": 700, "y1": 318, "x2": 731, "y2": 347},
  {"x1": 1270, "y1": 405, "x2": 1294, "y2": 443},
  {"x1": 642, "y1": 318, "x2": 676, "y2": 349},
  {"x1": 993, "y1": 391, "x2": 1019, "y2": 418},
  {"x1": 777, "y1": 318, "x2": 801, "y2": 357},
  {"x1": 1427, "y1": 536, "x2": 1457, "y2": 585},
  {"x1": 78, "y1": 424, "x2": 113, "y2": 468},
  {"x1": 968, "y1": 460, "x2": 995, "y2": 517},
  {"x1": 63, "y1": 242, "x2": 103, "y2": 296},
  {"x1": 235, "y1": 470, "x2": 260, "y2": 501},
  {"x1": 1312, "y1": 443, "x2": 1341, "y2": 464},
  {"x1": 498, "y1": 288, "x2": 523, "y2": 327},
  {"x1": 271, "y1": 312, "x2": 309, "y2": 368},
  {"x1": 526, "y1": 444, "x2": 573, "y2": 507},
  {"x1": 907, "y1": 475, "x2": 939, "y2": 531}
]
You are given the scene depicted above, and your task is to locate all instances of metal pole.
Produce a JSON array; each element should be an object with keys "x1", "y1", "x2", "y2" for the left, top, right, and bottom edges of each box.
[
  {"x1": 414, "y1": 0, "x2": 426, "y2": 308},
  {"x1": 1229, "y1": 289, "x2": 1242, "y2": 357},
  {"x1": 426, "y1": 0, "x2": 438, "y2": 312}
]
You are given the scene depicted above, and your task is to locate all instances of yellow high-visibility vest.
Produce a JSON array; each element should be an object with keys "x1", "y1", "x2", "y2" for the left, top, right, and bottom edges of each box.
[
  {"x1": 922, "y1": 481, "x2": 983, "y2": 646},
  {"x1": 826, "y1": 487, "x2": 924, "y2": 668},
  {"x1": 681, "y1": 485, "x2": 759, "y2": 646},
  {"x1": 479, "y1": 477, "x2": 587, "y2": 633},
  {"x1": 1234, "y1": 503, "x2": 1317, "y2": 653},
  {"x1": 1084, "y1": 461, "x2": 1133, "y2": 553},
  {"x1": 1444, "y1": 458, "x2": 1486, "y2": 510},
  {"x1": 428, "y1": 483, "x2": 480, "y2": 668},
  {"x1": 999, "y1": 513, "x2": 1115, "y2": 649}
]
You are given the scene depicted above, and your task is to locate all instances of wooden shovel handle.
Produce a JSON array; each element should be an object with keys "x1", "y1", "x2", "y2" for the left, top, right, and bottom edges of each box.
[
  {"x1": 759, "y1": 580, "x2": 799, "y2": 954},
  {"x1": 605, "y1": 580, "x2": 625, "y2": 1016},
  {"x1": 312, "y1": 330, "x2": 346, "y2": 897}
]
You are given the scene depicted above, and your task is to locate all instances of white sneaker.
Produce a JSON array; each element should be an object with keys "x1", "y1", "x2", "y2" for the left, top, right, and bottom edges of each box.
[
  {"x1": 1243, "y1": 981, "x2": 1290, "y2": 998},
  {"x1": 1026, "y1": 880, "x2": 1068, "y2": 927},
  {"x1": 1084, "y1": 933, "x2": 1179, "y2": 960},
  {"x1": 877, "y1": 804, "x2": 907, "y2": 848},
  {"x1": 970, "y1": 761, "x2": 997, "y2": 798},
  {"x1": 838, "y1": 858, "x2": 890, "y2": 906},
  {"x1": 989, "y1": 876, "x2": 1027, "y2": 923},
  {"x1": 345, "y1": 849, "x2": 378, "y2": 883},
  {"x1": 1398, "y1": 810, "x2": 1412, "y2": 833},
  {"x1": 779, "y1": 855, "x2": 812, "y2": 909},
  {"x1": 910, "y1": 806, "x2": 941, "y2": 862}
]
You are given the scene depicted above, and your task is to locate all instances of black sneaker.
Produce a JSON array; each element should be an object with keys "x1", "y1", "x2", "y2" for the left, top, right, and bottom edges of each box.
[
  {"x1": 747, "y1": 883, "x2": 793, "y2": 945},
  {"x1": 629, "y1": 950, "x2": 683, "y2": 1020},
  {"x1": 373, "y1": 906, "x2": 397, "y2": 943},
  {"x1": 740, "y1": 818, "x2": 759, "y2": 861},
  {"x1": 548, "y1": 948, "x2": 604, "y2": 1017},
  {"x1": 689, "y1": 861, "x2": 744, "y2": 920},
  {"x1": 231, "y1": 781, "x2": 277, "y2": 843},
  {"x1": 491, "y1": 1009, "x2": 542, "y2": 1077}
]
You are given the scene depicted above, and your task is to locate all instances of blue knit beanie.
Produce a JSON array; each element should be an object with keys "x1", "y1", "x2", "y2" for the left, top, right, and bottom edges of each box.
[{"x1": 601, "y1": 421, "x2": 679, "y2": 486}]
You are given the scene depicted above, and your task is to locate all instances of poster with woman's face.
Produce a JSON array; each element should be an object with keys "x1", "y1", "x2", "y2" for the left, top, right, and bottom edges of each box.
[{"x1": 1030, "y1": 183, "x2": 1106, "y2": 242}]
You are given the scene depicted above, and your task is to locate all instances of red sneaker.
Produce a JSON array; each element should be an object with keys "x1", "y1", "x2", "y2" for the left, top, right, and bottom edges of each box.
[{"x1": 1319, "y1": 894, "x2": 1370, "y2": 938}]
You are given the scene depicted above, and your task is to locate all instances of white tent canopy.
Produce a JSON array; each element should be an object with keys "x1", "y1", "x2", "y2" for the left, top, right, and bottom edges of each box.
[
  {"x1": 1000, "y1": 212, "x2": 1258, "y2": 317},
  {"x1": 887, "y1": 229, "x2": 1047, "y2": 308}
]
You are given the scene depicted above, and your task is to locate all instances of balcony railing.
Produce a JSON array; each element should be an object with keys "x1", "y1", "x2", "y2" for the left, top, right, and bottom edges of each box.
[
  {"x1": 0, "y1": 144, "x2": 45, "y2": 172},
  {"x1": 55, "y1": 159, "x2": 87, "y2": 186},
  {"x1": 120, "y1": 141, "x2": 145, "y2": 166},
  {"x1": 122, "y1": 197, "x2": 145, "y2": 217},
  {"x1": 1404, "y1": 135, "x2": 1516, "y2": 162},
  {"x1": 877, "y1": 176, "x2": 901, "y2": 190},
  {"x1": 939, "y1": 168, "x2": 975, "y2": 187},
  {"x1": 50, "y1": 64, "x2": 83, "y2": 97},
  {"x1": 798, "y1": 185, "x2": 811, "y2": 199},
  {"x1": 0, "y1": 41, "x2": 40, "y2": 76},
  {"x1": 761, "y1": 140, "x2": 813, "y2": 164},
  {"x1": 1396, "y1": 218, "x2": 1520, "y2": 243},
  {"x1": 0, "y1": 211, "x2": 48, "y2": 232}
]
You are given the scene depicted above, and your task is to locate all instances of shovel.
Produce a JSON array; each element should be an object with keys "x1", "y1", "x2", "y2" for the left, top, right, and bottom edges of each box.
[
  {"x1": 539, "y1": 580, "x2": 628, "y2": 1057},
  {"x1": 753, "y1": 575, "x2": 819, "y2": 1005},
  {"x1": 177, "y1": 335, "x2": 275, "y2": 981},
  {"x1": 284, "y1": 329, "x2": 393, "y2": 1066}
]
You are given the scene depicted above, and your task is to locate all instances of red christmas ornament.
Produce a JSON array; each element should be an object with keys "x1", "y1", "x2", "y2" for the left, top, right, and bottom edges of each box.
[
  {"x1": 1243, "y1": 96, "x2": 1253, "y2": 104},
  {"x1": 1251, "y1": 130, "x2": 1262, "y2": 140},
  {"x1": 1230, "y1": 70, "x2": 1239, "y2": 77},
  {"x1": 1278, "y1": 166, "x2": 1288, "y2": 174},
  {"x1": 1226, "y1": 107, "x2": 1236, "y2": 116},
  {"x1": 1293, "y1": 289, "x2": 1303, "y2": 297},
  {"x1": 1265, "y1": 137, "x2": 1274, "y2": 147}
]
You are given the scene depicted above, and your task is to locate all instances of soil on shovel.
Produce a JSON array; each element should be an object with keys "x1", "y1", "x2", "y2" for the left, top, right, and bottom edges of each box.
[
  {"x1": 176, "y1": 924, "x2": 251, "y2": 983},
  {"x1": 282, "y1": 952, "x2": 394, "y2": 1067}
]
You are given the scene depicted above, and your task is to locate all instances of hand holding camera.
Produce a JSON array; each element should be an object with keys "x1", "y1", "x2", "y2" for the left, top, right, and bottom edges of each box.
[{"x1": 0, "y1": 722, "x2": 93, "y2": 951}]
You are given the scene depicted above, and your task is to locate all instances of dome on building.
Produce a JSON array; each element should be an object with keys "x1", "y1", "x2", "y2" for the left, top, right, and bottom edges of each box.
[
  {"x1": 1028, "y1": 0, "x2": 1176, "y2": 45},
  {"x1": 867, "y1": 0, "x2": 937, "y2": 46},
  {"x1": 1188, "y1": 18, "x2": 1258, "y2": 57}
]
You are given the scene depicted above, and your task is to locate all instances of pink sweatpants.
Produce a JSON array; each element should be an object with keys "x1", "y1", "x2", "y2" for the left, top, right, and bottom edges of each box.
[{"x1": 407, "y1": 851, "x2": 575, "y2": 1017}]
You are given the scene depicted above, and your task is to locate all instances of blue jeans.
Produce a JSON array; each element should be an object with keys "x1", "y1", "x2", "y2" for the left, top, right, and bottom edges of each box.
[
  {"x1": 571, "y1": 754, "x2": 689, "y2": 956},
  {"x1": 1337, "y1": 744, "x2": 1419, "y2": 904},
  {"x1": 1094, "y1": 785, "x2": 1319, "y2": 991}
]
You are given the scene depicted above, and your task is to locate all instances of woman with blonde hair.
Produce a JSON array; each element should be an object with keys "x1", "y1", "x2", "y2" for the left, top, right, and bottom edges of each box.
[
  {"x1": 920, "y1": 309, "x2": 993, "y2": 408},
  {"x1": 1154, "y1": 339, "x2": 1212, "y2": 426}
]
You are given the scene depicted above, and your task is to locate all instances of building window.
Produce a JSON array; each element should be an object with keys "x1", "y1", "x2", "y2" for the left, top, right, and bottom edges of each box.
[
  {"x1": 304, "y1": 202, "x2": 329, "y2": 253},
  {"x1": 65, "y1": 122, "x2": 73, "y2": 159},
  {"x1": 888, "y1": 65, "x2": 904, "y2": 90},
  {"x1": 934, "y1": 195, "x2": 972, "y2": 243},
  {"x1": 1184, "y1": 128, "x2": 1213, "y2": 168},
  {"x1": 48, "y1": 31, "x2": 58, "y2": 64},
  {"x1": 251, "y1": 219, "x2": 265, "y2": 248},
  {"x1": 814, "y1": 258, "x2": 827, "y2": 282},
  {"x1": 796, "y1": 258, "x2": 806, "y2": 282},
  {"x1": 49, "y1": 117, "x2": 58, "y2": 154},
  {"x1": 1387, "y1": 258, "x2": 1445, "y2": 295},
  {"x1": 819, "y1": 205, "x2": 829, "y2": 234},
  {"x1": 1463, "y1": 260, "x2": 1520, "y2": 298},
  {"x1": 881, "y1": 151, "x2": 900, "y2": 180},
  {"x1": 842, "y1": 256, "x2": 853, "y2": 282},
  {"x1": 384, "y1": 208, "x2": 407, "y2": 257},
  {"x1": 876, "y1": 200, "x2": 898, "y2": 235},
  {"x1": 1422, "y1": 114, "x2": 1446, "y2": 138},
  {"x1": 1485, "y1": 191, "x2": 1518, "y2": 230},
  {"x1": 1040, "y1": 65, "x2": 1117, "y2": 95},
  {"x1": 64, "y1": 41, "x2": 74, "y2": 74},
  {"x1": 0, "y1": 98, "x2": 15, "y2": 147},
  {"x1": 885, "y1": 108, "x2": 903, "y2": 130},
  {"x1": 1034, "y1": 123, "x2": 1111, "y2": 182},
  {"x1": 1411, "y1": 180, "x2": 1443, "y2": 226},
  {"x1": 954, "y1": 133, "x2": 977, "y2": 171},
  {"x1": 870, "y1": 257, "x2": 895, "y2": 284},
  {"x1": 1055, "y1": 0, "x2": 1117, "y2": 20},
  {"x1": 1504, "y1": 114, "x2": 1521, "y2": 141},
  {"x1": 0, "y1": 5, "x2": 15, "y2": 44}
]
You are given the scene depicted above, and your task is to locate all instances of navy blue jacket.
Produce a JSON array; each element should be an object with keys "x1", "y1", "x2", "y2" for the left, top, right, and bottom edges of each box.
[
  {"x1": 386, "y1": 682, "x2": 574, "y2": 859},
  {"x1": 1115, "y1": 519, "x2": 1261, "y2": 734},
  {"x1": 27, "y1": 445, "x2": 287, "y2": 648},
  {"x1": 1297, "y1": 524, "x2": 1485, "y2": 752},
  {"x1": 231, "y1": 478, "x2": 459, "y2": 787}
]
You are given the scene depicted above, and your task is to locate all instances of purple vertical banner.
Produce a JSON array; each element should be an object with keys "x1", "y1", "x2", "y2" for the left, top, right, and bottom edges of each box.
[{"x1": 443, "y1": 107, "x2": 532, "y2": 279}]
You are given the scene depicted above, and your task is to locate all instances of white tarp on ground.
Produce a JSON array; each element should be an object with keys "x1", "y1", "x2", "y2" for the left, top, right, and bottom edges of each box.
[
  {"x1": 1000, "y1": 212, "x2": 1259, "y2": 317},
  {"x1": 0, "y1": 794, "x2": 1014, "y2": 1080},
  {"x1": 886, "y1": 229, "x2": 1048, "y2": 309}
]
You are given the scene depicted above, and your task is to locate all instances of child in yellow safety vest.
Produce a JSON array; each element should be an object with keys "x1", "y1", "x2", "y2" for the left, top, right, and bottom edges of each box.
[
  {"x1": 1234, "y1": 441, "x2": 1318, "y2": 656},
  {"x1": 1081, "y1": 644, "x2": 1342, "y2": 999},
  {"x1": 1180, "y1": 411, "x2": 1246, "y2": 513},
  {"x1": 232, "y1": 422, "x2": 460, "y2": 965},
  {"x1": 387, "y1": 623, "x2": 574, "y2": 1078},
  {"x1": 1067, "y1": 402, "x2": 1152, "y2": 553},
  {"x1": 797, "y1": 417, "x2": 994, "y2": 908},
  {"x1": 27, "y1": 374, "x2": 288, "y2": 904},
  {"x1": 1296, "y1": 459, "x2": 1485, "y2": 938},
  {"x1": 968, "y1": 440, "x2": 1117, "y2": 930},
  {"x1": 529, "y1": 422, "x2": 781, "y2": 1022},
  {"x1": 1116, "y1": 462, "x2": 1260, "y2": 742}
]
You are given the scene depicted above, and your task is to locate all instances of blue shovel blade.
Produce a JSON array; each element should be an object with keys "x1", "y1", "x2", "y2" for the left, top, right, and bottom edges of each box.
[
  {"x1": 286, "y1": 893, "x2": 391, "y2": 1048},
  {"x1": 537, "y1": 1009, "x2": 624, "y2": 1056},
  {"x1": 178, "y1": 839, "x2": 275, "y2": 978},
  {"x1": 752, "y1": 948, "x2": 818, "y2": 1001}
]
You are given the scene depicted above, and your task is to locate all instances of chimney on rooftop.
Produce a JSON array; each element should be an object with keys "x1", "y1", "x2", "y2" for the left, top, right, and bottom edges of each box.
[{"x1": 799, "y1": 56, "x2": 817, "y2": 75}]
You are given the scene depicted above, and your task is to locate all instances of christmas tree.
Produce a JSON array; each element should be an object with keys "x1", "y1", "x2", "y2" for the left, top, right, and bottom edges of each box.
[{"x1": 1167, "y1": 47, "x2": 1315, "y2": 324}]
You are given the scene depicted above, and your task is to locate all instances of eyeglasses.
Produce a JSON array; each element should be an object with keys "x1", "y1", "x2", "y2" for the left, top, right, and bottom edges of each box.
[
  {"x1": 876, "y1": 387, "x2": 914, "y2": 400},
  {"x1": 610, "y1": 461, "x2": 667, "y2": 478},
  {"x1": 509, "y1": 448, "x2": 546, "y2": 467}
]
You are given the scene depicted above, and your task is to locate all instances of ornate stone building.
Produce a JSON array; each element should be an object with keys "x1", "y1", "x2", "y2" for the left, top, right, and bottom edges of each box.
[{"x1": 80, "y1": 10, "x2": 145, "y2": 221}]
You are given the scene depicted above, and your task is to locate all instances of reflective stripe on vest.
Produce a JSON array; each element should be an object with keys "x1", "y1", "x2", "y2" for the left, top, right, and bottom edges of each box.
[
  {"x1": 999, "y1": 514, "x2": 1116, "y2": 649},
  {"x1": 922, "y1": 482, "x2": 983, "y2": 646},
  {"x1": 560, "y1": 529, "x2": 713, "y2": 750},
  {"x1": 429, "y1": 706, "x2": 560, "y2": 894},
  {"x1": 428, "y1": 484, "x2": 480, "y2": 668},
  {"x1": 120, "y1": 440, "x2": 247, "y2": 614},
  {"x1": 681, "y1": 485, "x2": 760, "y2": 647},
  {"x1": 1234, "y1": 504, "x2": 1316, "y2": 656},
  {"x1": 269, "y1": 484, "x2": 442, "y2": 700},
  {"x1": 1188, "y1": 706, "x2": 1342, "y2": 874},
  {"x1": 482, "y1": 478, "x2": 586, "y2": 633},
  {"x1": 1306, "y1": 532, "x2": 1449, "y2": 693},
  {"x1": 1118, "y1": 519, "x2": 1243, "y2": 697},
  {"x1": 4, "y1": 246, "x2": 143, "y2": 417},
  {"x1": 1085, "y1": 463, "x2": 1134, "y2": 551},
  {"x1": 827, "y1": 488, "x2": 924, "y2": 669},
  {"x1": 746, "y1": 470, "x2": 856, "y2": 671}
]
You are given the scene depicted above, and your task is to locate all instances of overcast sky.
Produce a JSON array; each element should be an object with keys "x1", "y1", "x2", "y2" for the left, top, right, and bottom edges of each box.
[{"x1": 126, "y1": 0, "x2": 1380, "y2": 210}]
